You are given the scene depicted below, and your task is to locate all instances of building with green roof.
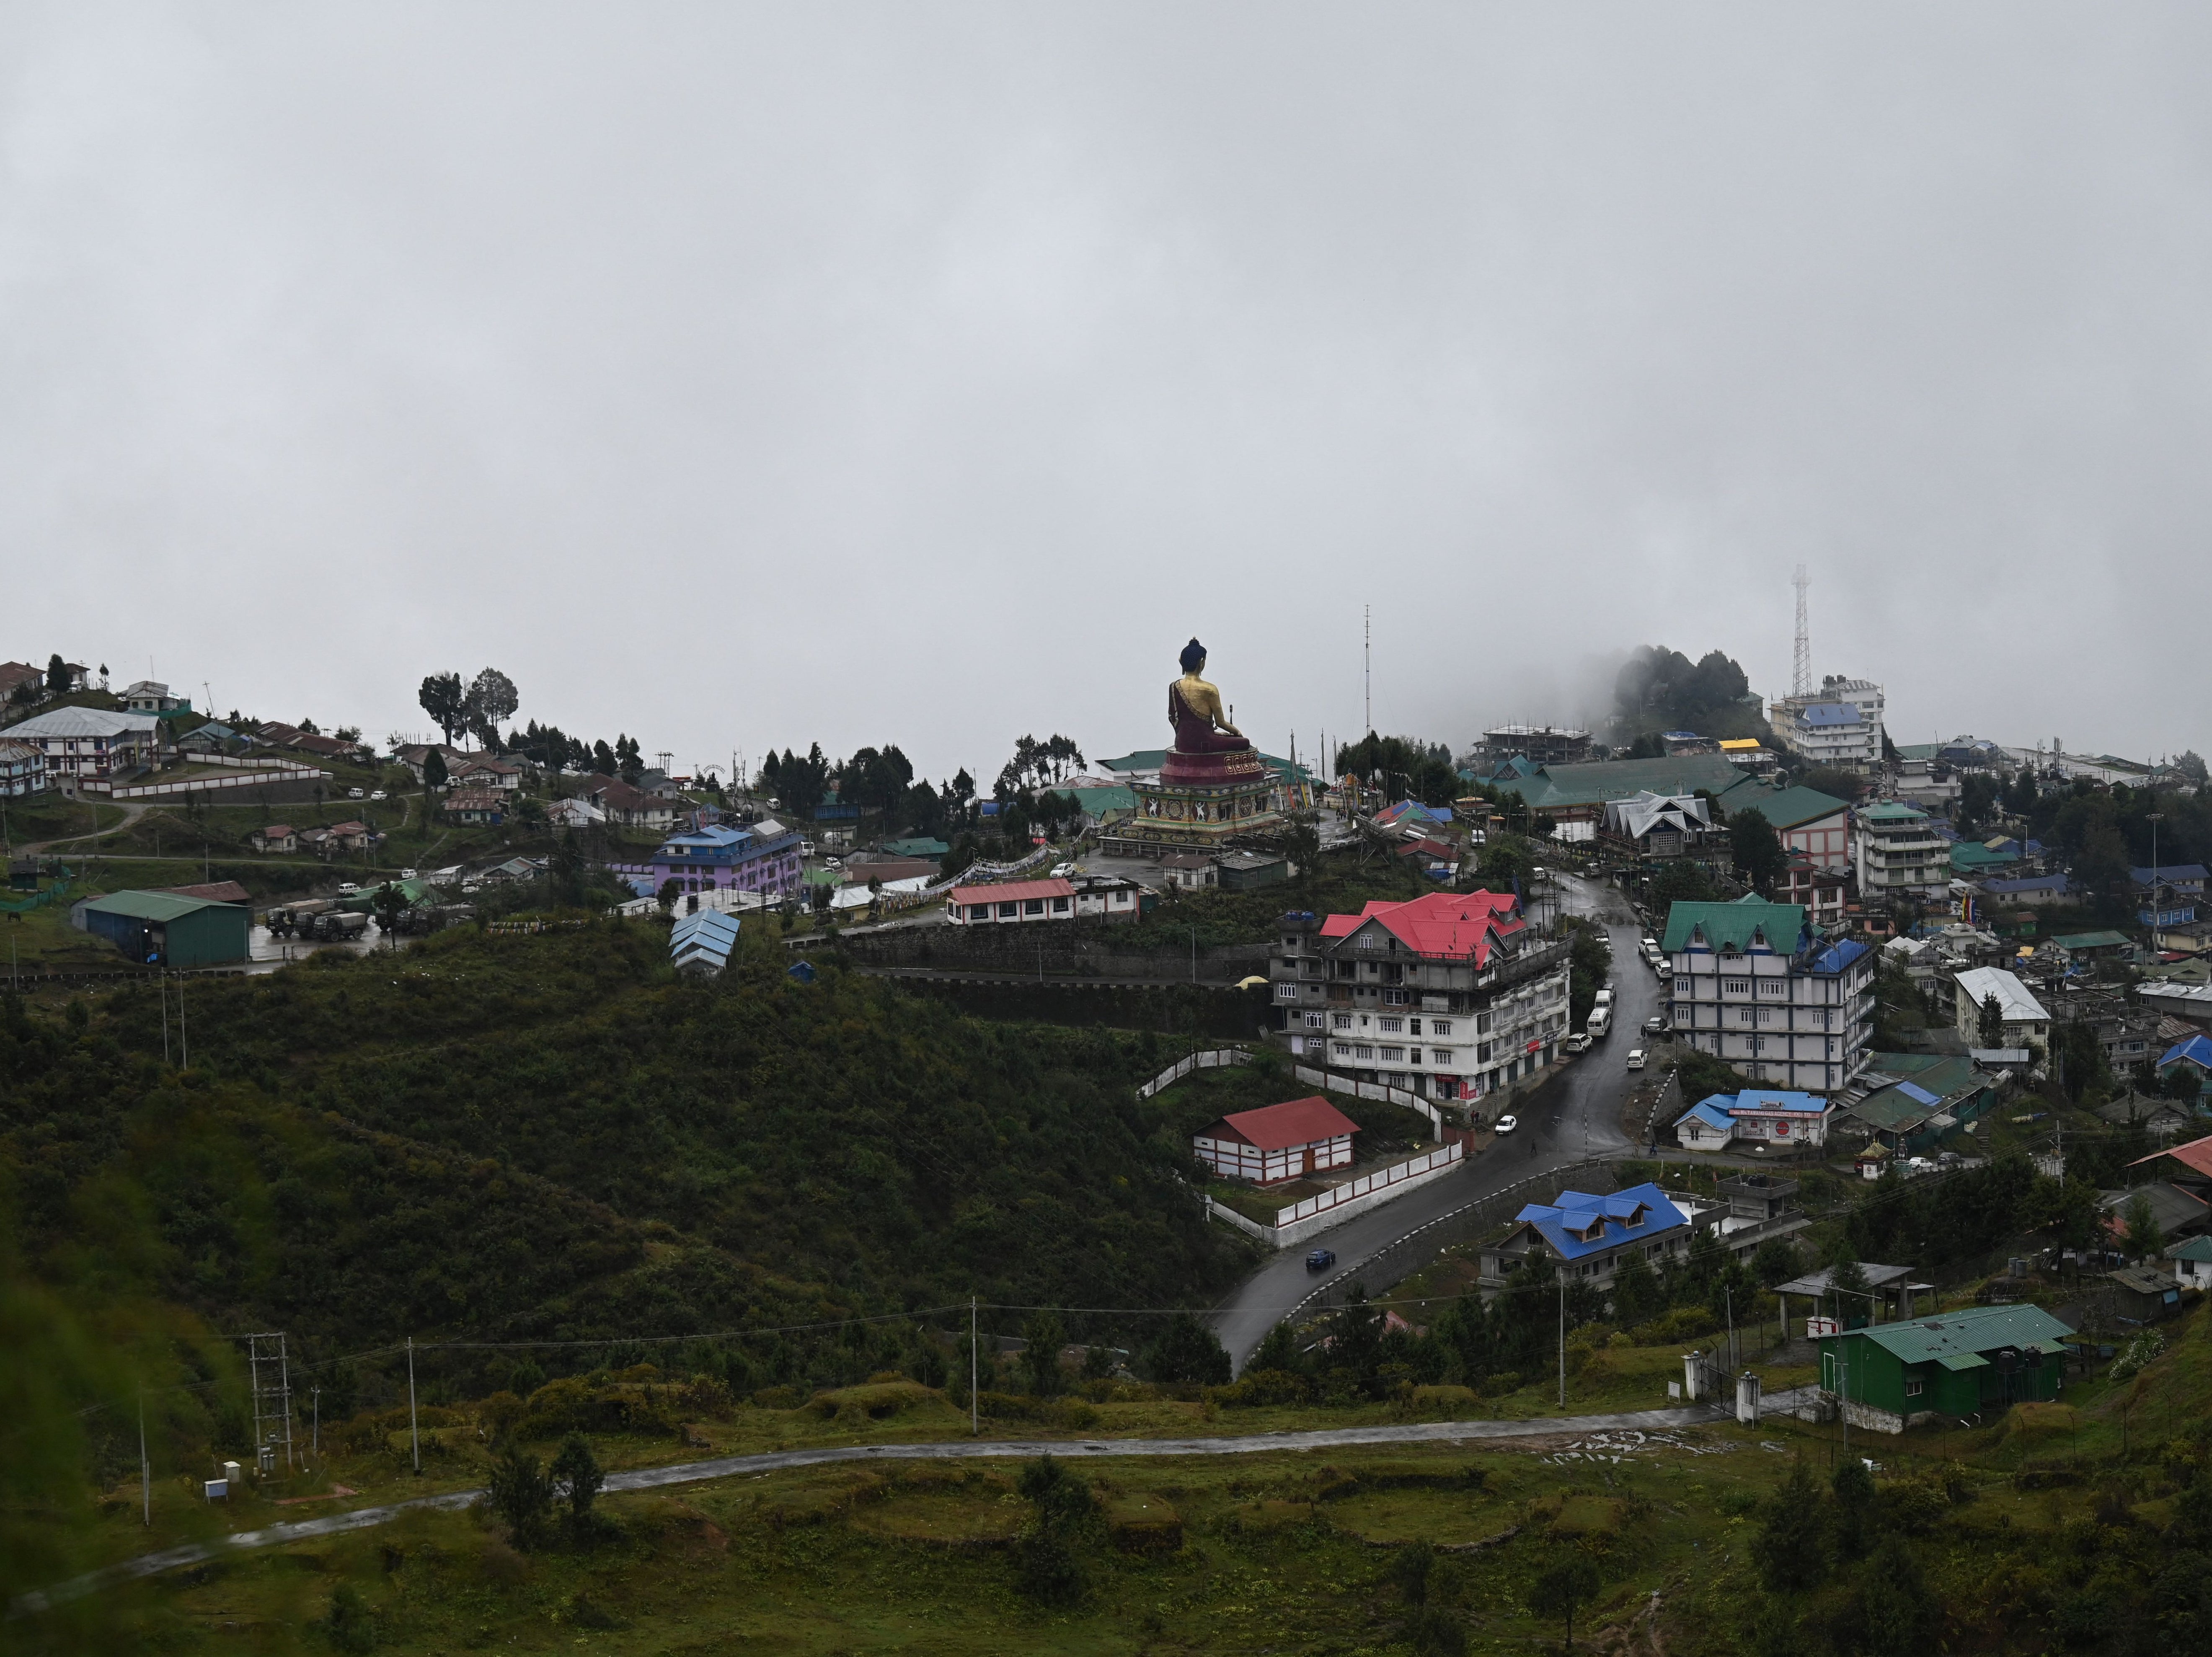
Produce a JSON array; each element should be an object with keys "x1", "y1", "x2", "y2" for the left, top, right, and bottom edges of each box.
[
  {"x1": 1664, "y1": 896, "x2": 1876, "y2": 1092},
  {"x1": 78, "y1": 889, "x2": 251, "y2": 967},
  {"x1": 1818, "y1": 1303, "x2": 2072, "y2": 1433}
]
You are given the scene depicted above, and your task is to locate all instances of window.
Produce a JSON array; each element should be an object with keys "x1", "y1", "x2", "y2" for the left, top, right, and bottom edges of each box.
[
  {"x1": 968, "y1": 905, "x2": 990, "y2": 921},
  {"x1": 1305, "y1": 1012, "x2": 1324, "y2": 1029},
  {"x1": 1432, "y1": 1048, "x2": 1453, "y2": 1064},
  {"x1": 1383, "y1": 990, "x2": 1410, "y2": 1007},
  {"x1": 1357, "y1": 934, "x2": 1380, "y2": 951},
  {"x1": 997, "y1": 903, "x2": 1018, "y2": 919},
  {"x1": 1674, "y1": 978, "x2": 1691, "y2": 996},
  {"x1": 1023, "y1": 899, "x2": 1044, "y2": 916},
  {"x1": 1759, "y1": 978, "x2": 1786, "y2": 996},
  {"x1": 1432, "y1": 1019, "x2": 1453, "y2": 1035},
  {"x1": 1380, "y1": 1046, "x2": 1404, "y2": 1062},
  {"x1": 1332, "y1": 1014, "x2": 1352, "y2": 1029},
  {"x1": 1723, "y1": 977, "x2": 1751, "y2": 996},
  {"x1": 1354, "y1": 1044, "x2": 1374, "y2": 1060},
  {"x1": 1379, "y1": 1017, "x2": 1403, "y2": 1033},
  {"x1": 1050, "y1": 897, "x2": 1069, "y2": 913},
  {"x1": 1904, "y1": 1379, "x2": 1923, "y2": 1398}
]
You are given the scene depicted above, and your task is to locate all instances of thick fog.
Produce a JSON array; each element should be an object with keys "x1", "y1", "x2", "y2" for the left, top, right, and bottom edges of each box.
[{"x1": 6, "y1": 5, "x2": 2209, "y2": 780}]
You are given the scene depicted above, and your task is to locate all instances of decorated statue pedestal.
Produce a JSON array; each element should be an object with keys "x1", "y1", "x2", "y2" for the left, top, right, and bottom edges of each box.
[{"x1": 1100, "y1": 638, "x2": 1284, "y2": 857}]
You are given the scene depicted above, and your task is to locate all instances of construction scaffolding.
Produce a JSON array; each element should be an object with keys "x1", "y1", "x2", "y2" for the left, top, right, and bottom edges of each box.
[{"x1": 245, "y1": 1332, "x2": 297, "y2": 1474}]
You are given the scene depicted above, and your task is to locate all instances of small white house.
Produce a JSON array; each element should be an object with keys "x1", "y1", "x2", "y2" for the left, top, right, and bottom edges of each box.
[
  {"x1": 1194, "y1": 1096, "x2": 1359, "y2": 1186},
  {"x1": 2168, "y1": 1235, "x2": 2212, "y2": 1292},
  {"x1": 947, "y1": 877, "x2": 1076, "y2": 925}
]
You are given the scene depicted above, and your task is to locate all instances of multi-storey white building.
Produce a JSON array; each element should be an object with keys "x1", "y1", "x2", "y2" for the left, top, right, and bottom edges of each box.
[
  {"x1": 1770, "y1": 676, "x2": 1885, "y2": 770},
  {"x1": 1269, "y1": 889, "x2": 1571, "y2": 1107},
  {"x1": 3, "y1": 706, "x2": 164, "y2": 784},
  {"x1": 1664, "y1": 898, "x2": 1875, "y2": 1093},
  {"x1": 1854, "y1": 800, "x2": 1951, "y2": 905}
]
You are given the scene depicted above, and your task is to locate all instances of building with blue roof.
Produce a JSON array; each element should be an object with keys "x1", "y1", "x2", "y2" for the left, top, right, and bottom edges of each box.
[
  {"x1": 646, "y1": 819, "x2": 803, "y2": 903},
  {"x1": 669, "y1": 909, "x2": 742, "y2": 977},
  {"x1": 2160, "y1": 1035, "x2": 2212, "y2": 1088},
  {"x1": 1663, "y1": 897, "x2": 1875, "y2": 1093},
  {"x1": 1672, "y1": 1088, "x2": 1835, "y2": 1151},
  {"x1": 1478, "y1": 1183, "x2": 1694, "y2": 1293}
]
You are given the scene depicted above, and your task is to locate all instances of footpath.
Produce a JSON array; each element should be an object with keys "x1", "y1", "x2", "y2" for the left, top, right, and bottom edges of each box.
[{"x1": 21, "y1": 1401, "x2": 1736, "y2": 1612}]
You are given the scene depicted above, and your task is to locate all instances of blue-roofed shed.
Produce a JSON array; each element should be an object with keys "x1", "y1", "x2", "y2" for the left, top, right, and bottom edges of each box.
[{"x1": 669, "y1": 909, "x2": 741, "y2": 977}]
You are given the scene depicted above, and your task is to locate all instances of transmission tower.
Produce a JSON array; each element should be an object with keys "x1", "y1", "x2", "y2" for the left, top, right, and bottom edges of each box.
[
  {"x1": 1791, "y1": 564, "x2": 1812, "y2": 699},
  {"x1": 245, "y1": 1333, "x2": 297, "y2": 1474}
]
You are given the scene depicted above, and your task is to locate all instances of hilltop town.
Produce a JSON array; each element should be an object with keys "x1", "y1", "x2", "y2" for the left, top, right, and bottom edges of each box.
[{"x1": 8, "y1": 634, "x2": 2212, "y2": 1657}]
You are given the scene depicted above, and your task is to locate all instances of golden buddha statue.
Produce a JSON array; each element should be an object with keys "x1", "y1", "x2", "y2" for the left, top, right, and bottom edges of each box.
[{"x1": 1168, "y1": 639, "x2": 1251, "y2": 754}]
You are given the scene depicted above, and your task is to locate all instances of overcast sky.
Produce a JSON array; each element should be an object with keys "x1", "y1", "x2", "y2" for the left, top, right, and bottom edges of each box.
[{"x1": 6, "y1": 5, "x2": 2209, "y2": 783}]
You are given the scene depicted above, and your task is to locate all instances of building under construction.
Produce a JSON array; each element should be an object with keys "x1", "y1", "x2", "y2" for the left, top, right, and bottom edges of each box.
[{"x1": 1476, "y1": 724, "x2": 1593, "y2": 768}]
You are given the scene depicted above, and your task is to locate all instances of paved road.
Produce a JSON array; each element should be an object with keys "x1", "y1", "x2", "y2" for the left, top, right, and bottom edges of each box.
[
  {"x1": 1209, "y1": 872, "x2": 1659, "y2": 1371},
  {"x1": 21, "y1": 1399, "x2": 1731, "y2": 1610}
]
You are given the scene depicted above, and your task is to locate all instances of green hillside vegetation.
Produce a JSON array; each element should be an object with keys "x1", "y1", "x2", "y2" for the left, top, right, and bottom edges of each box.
[
  {"x1": 31, "y1": 1296, "x2": 2212, "y2": 1656},
  {"x1": 2, "y1": 922, "x2": 1257, "y2": 1367}
]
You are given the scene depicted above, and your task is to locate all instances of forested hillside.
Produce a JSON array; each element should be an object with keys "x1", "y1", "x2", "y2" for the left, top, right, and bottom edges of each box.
[{"x1": 0, "y1": 922, "x2": 1253, "y2": 1394}]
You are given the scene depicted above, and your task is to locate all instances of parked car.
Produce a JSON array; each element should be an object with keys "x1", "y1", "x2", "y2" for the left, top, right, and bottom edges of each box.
[
  {"x1": 1050, "y1": 861, "x2": 1077, "y2": 878},
  {"x1": 1639, "y1": 935, "x2": 1657, "y2": 953},
  {"x1": 1564, "y1": 1032, "x2": 1591, "y2": 1053},
  {"x1": 1494, "y1": 1114, "x2": 1519, "y2": 1135},
  {"x1": 1643, "y1": 1015, "x2": 1665, "y2": 1035},
  {"x1": 347, "y1": 787, "x2": 364, "y2": 798},
  {"x1": 1592, "y1": 988, "x2": 1614, "y2": 1010},
  {"x1": 336, "y1": 882, "x2": 360, "y2": 895},
  {"x1": 1305, "y1": 1248, "x2": 1336, "y2": 1272},
  {"x1": 1626, "y1": 1048, "x2": 1647, "y2": 1069}
]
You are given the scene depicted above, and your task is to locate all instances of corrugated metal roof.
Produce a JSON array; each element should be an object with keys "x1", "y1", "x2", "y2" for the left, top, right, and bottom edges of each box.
[
  {"x1": 82, "y1": 890, "x2": 245, "y2": 922},
  {"x1": 1661, "y1": 898, "x2": 1806, "y2": 955},
  {"x1": 1511, "y1": 1184, "x2": 1690, "y2": 1262},
  {"x1": 949, "y1": 878, "x2": 1076, "y2": 905},
  {"x1": 1832, "y1": 1303, "x2": 2072, "y2": 1364},
  {"x1": 1208, "y1": 1096, "x2": 1360, "y2": 1152}
]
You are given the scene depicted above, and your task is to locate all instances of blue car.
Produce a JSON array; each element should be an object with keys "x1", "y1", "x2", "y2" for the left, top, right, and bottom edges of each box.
[{"x1": 1305, "y1": 1248, "x2": 1336, "y2": 1272}]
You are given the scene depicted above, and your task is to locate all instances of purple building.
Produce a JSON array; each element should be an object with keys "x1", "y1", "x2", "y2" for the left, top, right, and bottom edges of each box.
[{"x1": 638, "y1": 818, "x2": 804, "y2": 901}]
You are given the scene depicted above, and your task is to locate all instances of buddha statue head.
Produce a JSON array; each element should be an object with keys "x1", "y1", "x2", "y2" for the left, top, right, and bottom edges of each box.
[{"x1": 1180, "y1": 638, "x2": 1207, "y2": 674}]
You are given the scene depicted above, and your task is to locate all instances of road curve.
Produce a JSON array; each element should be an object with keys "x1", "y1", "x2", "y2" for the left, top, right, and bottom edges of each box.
[
  {"x1": 19, "y1": 1400, "x2": 1729, "y2": 1611},
  {"x1": 1209, "y1": 872, "x2": 1656, "y2": 1371}
]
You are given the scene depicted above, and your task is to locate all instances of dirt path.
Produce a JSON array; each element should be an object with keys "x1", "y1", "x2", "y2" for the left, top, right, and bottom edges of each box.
[
  {"x1": 18, "y1": 1401, "x2": 1734, "y2": 1612},
  {"x1": 17, "y1": 799, "x2": 150, "y2": 857}
]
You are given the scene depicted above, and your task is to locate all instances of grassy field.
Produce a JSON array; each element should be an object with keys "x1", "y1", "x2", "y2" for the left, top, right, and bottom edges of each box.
[{"x1": 72, "y1": 1323, "x2": 2204, "y2": 1657}]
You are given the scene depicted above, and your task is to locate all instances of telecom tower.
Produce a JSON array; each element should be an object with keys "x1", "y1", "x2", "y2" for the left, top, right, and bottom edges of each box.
[
  {"x1": 245, "y1": 1332, "x2": 297, "y2": 1473},
  {"x1": 1791, "y1": 565, "x2": 1812, "y2": 699}
]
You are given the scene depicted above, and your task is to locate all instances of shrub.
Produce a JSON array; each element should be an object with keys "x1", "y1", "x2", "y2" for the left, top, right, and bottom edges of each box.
[
  {"x1": 325, "y1": 1583, "x2": 376, "y2": 1654},
  {"x1": 1631, "y1": 1306, "x2": 1718, "y2": 1344},
  {"x1": 1210, "y1": 1368, "x2": 1312, "y2": 1408},
  {"x1": 487, "y1": 1446, "x2": 555, "y2": 1549}
]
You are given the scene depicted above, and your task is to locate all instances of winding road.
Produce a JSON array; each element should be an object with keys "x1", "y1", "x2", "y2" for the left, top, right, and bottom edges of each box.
[
  {"x1": 19, "y1": 1399, "x2": 1734, "y2": 1611},
  {"x1": 1209, "y1": 871, "x2": 1660, "y2": 1370}
]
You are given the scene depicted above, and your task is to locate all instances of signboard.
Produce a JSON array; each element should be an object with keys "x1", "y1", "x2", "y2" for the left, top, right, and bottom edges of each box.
[
  {"x1": 204, "y1": 1479, "x2": 228, "y2": 1501},
  {"x1": 1525, "y1": 1039, "x2": 1540, "y2": 1054},
  {"x1": 1806, "y1": 1316, "x2": 1841, "y2": 1339}
]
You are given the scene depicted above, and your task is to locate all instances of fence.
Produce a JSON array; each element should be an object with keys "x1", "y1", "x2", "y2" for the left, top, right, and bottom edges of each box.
[
  {"x1": 1294, "y1": 1063, "x2": 1444, "y2": 1133},
  {"x1": 1206, "y1": 1142, "x2": 1466, "y2": 1249},
  {"x1": 1138, "y1": 1047, "x2": 1249, "y2": 1099},
  {"x1": 88, "y1": 767, "x2": 333, "y2": 801}
]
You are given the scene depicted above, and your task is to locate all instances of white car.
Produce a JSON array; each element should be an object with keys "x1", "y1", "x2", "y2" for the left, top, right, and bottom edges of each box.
[
  {"x1": 1050, "y1": 861, "x2": 1077, "y2": 878},
  {"x1": 1564, "y1": 1032, "x2": 1591, "y2": 1053},
  {"x1": 1494, "y1": 1114, "x2": 1519, "y2": 1135},
  {"x1": 1626, "y1": 1048, "x2": 1648, "y2": 1070},
  {"x1": 336, "y1": 883, "x2": 360, "y2": 896}
]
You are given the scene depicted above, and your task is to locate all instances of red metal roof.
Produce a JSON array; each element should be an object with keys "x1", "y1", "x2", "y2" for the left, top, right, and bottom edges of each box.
[
  {"x1": 2133, "y1": 1132, "x2": 2212, "y2": 1180},
  {"x1": 1317, "y1": 889, "x2": 1525, "y2": 966},
  {"x1": 1207, "y1": 1095, "x2": 1360, "y2": 1152},
  {"x1": 949, "y1": 878, "x2": 1075, "y2": 905}
]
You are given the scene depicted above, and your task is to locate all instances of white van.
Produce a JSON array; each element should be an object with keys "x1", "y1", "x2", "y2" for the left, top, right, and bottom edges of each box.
[{"x1": 1587, "y1": 1006, "x2": 1612, "y2": 1039}]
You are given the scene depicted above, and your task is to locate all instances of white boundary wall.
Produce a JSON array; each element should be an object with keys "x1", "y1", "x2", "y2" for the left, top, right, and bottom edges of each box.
[{"x1": 1205, "y1": 1141, "x2": 1464, "y2": 1249}]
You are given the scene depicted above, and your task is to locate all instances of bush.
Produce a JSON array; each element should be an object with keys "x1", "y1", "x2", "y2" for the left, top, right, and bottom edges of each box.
[
  {"x1": 1631, "y1": 1306, "x2": 1718, "y2": 1344},
  {"x1": 487, "y1": 1446, "x2": 555, "y2": 1549},
  {"x1": 325, "y1": 1583, "x2": 376, "y2": 1654},
  {"x1": 1210, "y1": 1368, "x2": 1312, "y2": 1408}
]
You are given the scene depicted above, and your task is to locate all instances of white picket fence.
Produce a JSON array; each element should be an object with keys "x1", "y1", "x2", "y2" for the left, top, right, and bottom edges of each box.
[
  {"x1": 1205, "y1": 1141, "x2": 1465, "y2": 1249},
  {"x1": 1137, "y1": 1048, "x2": 1250, "y2": 1100},
  {"x1": 1293, "y1": 1063, "x2": 1444, "y2": 1133}
]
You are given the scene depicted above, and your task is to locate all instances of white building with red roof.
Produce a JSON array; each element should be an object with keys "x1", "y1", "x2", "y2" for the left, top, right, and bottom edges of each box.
[
  {"x1": 1193, "y1": 1095, "x2": 1359, "y2": 1185},
  {"x1": 1268, "y1": 888, "x2": 1572, "y2": 1108},
  {"x1": 946, "y1": 876, "x2": 1077, "y2": 925}
]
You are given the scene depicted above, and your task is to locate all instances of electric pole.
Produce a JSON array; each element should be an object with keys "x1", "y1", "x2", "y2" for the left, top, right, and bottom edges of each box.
[
  {"x1": 969, "y1": 1298, "x2": 979, "y2": 1438},
  {"x1": 1364, "y1": 605, "x2": 1371, "y2": 736},
  {"x1": 407, "y1": 1337, "x2": 421, "y2": 1474}
]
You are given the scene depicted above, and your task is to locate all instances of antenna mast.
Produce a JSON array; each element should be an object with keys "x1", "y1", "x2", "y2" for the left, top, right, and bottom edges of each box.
[
  {"x1": 1791, "y1": 565, "x2": 1812, "y2": 699},
  {"x1": 1364, "y1": 605, "x2": 1372, "y2": 736}
]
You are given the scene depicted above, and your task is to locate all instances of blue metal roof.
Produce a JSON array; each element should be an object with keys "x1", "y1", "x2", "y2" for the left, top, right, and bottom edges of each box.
[
  {"x1": 1676, "y1": 1101, "x2": 1736, "y2": 1133},
  {"x1": 1510, "y1": 1182, "x2": 1689, "y2": 1262},
  {"x1": 1802, "y1": 703, "x2": 1861, "y2": 725},
  {"x1": 1893, "y1": 1081, "x2": 1941, "y2": 1107},
  {"x1": 1695, "y1": 1088, "x2": 1829, "y2": 1116},
  {"x1": 1806, "y1": 937, "x2": 1871, "y2": 976},
  {"x1": 2161, "y1": 1035, "x2": 2212, "y2": 1071}
]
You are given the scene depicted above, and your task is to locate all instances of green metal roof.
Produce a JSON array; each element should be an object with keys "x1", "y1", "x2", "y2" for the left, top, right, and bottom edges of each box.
[
  {"x1": 1725, "y1": 784, "x2": 1850, "y2": 831},
  {"x1": 1936, "y1": 1351, "x2": 1990, "y2": 1372},
  {"x1": 1661, "y1": 897, "x2": 1806, "y2": 954},
  {"x1": 1859, "y1": 800, "x2": 1930, "y2": 821},
  {"x1": 1486, "y1": 754, "x2": 1746, "y2": 811},
  {"x1": 1950, "y1": 842, "x2": 2018, "y2": 871},
  {"x1": 1829, "y1": 1303, "x2": 2072, "y2": 1365},
  {"x1": 2166, "y1": 1236, "x2": 2212, "y2": 1262},
  {"x1": 2054, "y1": 930, "x2": 2133, "y2": 950},
  {"x1": 81, "y1": 890, "x2": 245, "y2": 923}
]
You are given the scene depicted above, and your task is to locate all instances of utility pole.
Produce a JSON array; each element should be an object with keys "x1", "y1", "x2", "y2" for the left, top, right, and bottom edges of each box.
[
  {"x1": 160, "y1": 973, "x2": 170, "y2": 1066},
  {"x1": 1364, "y1": 605, "x2": 1371, "y2": 736},
  {"x1": 178, "y1": 973, "x2": 187, "y2": 1070},
  {"x1": 1558, "y1": 1271, "x2": 1566, "y2": 1410},
  {"x1": 969, "y1": 1297, "x2": 978, "y2": 1438},
  {"x1": 1725, "y1": 1284, "x2": 1737, "y2": 1373},
  {"x1": 139, "y1": 1389, "x2": 151, "y2": 1526},
  {"x1": 312, "y1": 1386, "x2": 320, "y2": 1458},
  {"x1": 407, "y1": 1337, "x2": 421, "y2": 1474}
]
